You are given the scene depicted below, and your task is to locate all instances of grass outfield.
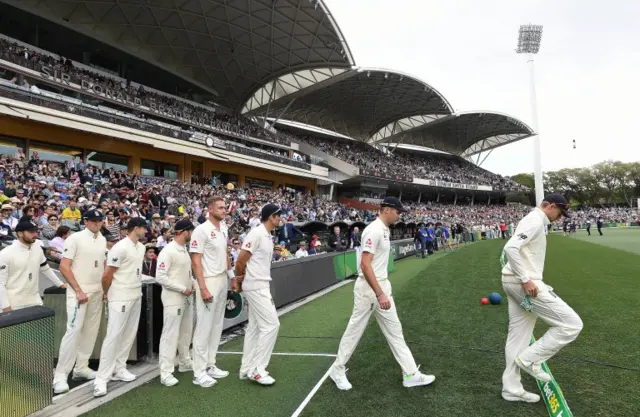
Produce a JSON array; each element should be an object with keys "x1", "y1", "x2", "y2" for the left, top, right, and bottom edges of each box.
[
  {"x1": 85, "y1": 235, "x2": 640, "y2": 417},
  {"x1": 567, "y1": 226, "x2": 640, "y2": 255}
]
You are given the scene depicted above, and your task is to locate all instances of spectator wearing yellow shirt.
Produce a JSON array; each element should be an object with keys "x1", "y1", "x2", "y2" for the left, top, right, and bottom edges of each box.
[{"x1": 61, "y1": 199, "x2": 81, "y2": 230}]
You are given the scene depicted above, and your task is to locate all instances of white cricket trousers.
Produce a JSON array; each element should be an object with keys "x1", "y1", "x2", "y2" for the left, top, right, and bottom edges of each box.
[
  {"x1": 159, "y1": 299, "x2": 194, "y2": 380},
  {"x1": 333, "y1": 279, "x2": 418, "y2": 376},
  {"x1": 54, "y1": 291, "x2": 103, "y2": 383},
  {"x1": 94, "y1": 297, "x2": 142, "y2": 386},
  {"x1": 502, "y1": 280, "x2": 583, "y2": 393},
  {"x1": 240, "y1": 287, "x2": 280, "y2": 375},
  {"x1": 192, "y1": 273, "x2": 227, "y2": 378}
]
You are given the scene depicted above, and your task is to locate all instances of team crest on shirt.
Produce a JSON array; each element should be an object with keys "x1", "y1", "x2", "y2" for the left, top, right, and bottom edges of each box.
[
  {"x1": 365, "y1": 238, "x2": 373, "y2": 247},
  {"x1": 245, "y1": 242, "x2": 251, "y2": 249},
  {"x1": 159, "y1": 262, "x2": 166, "y2": 269},
  {"x1": 0, "y1": 265, "x2": 6, "y2": 270},
  {"x1": 518, "y1": 233, "x2": 528, "y2": 240},
  {"x1": 191, "y1": 240, "x2": 198, "y2": 247},
  {"x1": 64, "y1": 248, "x2": 68, "y2": 252},
  {"x1": 210, "y1": 231, "x2": 216, "y2": 238},
  {"x1": 112, "y1": 257, "x2": 118, "y2": 262}
]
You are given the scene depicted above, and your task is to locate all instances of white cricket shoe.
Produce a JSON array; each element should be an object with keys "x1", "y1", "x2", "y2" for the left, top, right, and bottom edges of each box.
[
  {"x1": 161, "y1": 375, "x2": 179, "y2": 387},
  {"x1": 403, "y1": 366, "x2": 436, "y2": 388},
  {"x1": 93, "y1": 383, "x2": 107, "y2": 397},
  {"x1": 72, "y1": 368, "x2": 96, "y2": 381},
  {"x1": 53, "y1": 380, "x2": 69, "y2": 394},
  {"x1": 177, "y1": 362, "x2": 193, "y2": 373},
  {"x1": 207, "y1": 366, "x2": 229, "y2": 379},
  {"x1": 249, "y1": 368, "x2": 275, "y2": 386},
  {"x1": 502, "y1": 390, "x2": 541, "y2": 403},
  {"x1": 193, "y1": 374, "x2": 217, "y2": 388},
  {"x1": 112, "y1": 369, "x2": 137, "y2": 382},
  {"x1": 329, "y1": 367, "x2": 352, "y2": 391},
  {"x1": 515, "y1": 356, "x2": 551, "y2": 383}
]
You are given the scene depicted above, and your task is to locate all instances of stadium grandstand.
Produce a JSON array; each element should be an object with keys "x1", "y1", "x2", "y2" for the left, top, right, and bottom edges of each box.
[{"x1": 0, "y1": 2, "x2": 638, "y2": 416}]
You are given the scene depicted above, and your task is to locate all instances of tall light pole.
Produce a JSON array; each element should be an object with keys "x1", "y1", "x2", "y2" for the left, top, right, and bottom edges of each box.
[{"x1": 517, "y1": 24, "x2": 544, "y2": 205}]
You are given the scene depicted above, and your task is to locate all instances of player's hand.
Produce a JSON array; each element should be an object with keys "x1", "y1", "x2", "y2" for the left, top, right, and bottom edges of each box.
[
  {"x1": 183, "y1": 288, "x2": 193, "y2": 296},
  {"x1": 521, "y1": 280, "x2": 538, "y2": 297},
  {"x1": 200, "y1": 287, "x2": 213, "y2": 303},
  {"x1": 230, "y1": 277, "x2": 242, "y2": 293},
  {"x1": 377, "y1": 293, "x2": 391, "y2": 310},
  {"x1": 76, "y1": 290, "x2": 89, "y2": 304},
  {"x1": 2, "y1": 306, "x2": 12, "y2": 313},
  {"x1": 60, "y1": 283, "x2": 68, "y2": 290}
]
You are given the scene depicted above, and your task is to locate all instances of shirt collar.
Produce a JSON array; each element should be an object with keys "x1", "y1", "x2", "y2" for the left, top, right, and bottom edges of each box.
[
  {"x1": 534, "y1": 207, "x2": 551, "y2": 226},
  {"x1": 376, "y1": 217, "x2": 389, "y2": 232}
]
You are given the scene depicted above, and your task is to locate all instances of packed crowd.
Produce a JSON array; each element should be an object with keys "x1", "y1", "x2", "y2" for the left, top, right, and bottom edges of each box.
[
  {"x1": 292, "y1": 134, "x2": 526, "y2": 191},
  {"x1": 2, "y1": 36, "x2": 534, "y2": 190},
  {"x1": 0, "y1": 36, "x2": 291, "y2": 146},
  {"x1": 1, "y1": 147, "x2": 638, "y2": 264}
]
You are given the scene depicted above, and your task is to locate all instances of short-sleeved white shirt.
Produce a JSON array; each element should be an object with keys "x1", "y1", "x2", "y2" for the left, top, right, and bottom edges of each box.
[
  {"x1": 189, "y1": 219, "x2": 229, "y2": 277},
  {"x1": 107, "y1": 237, "x2": 146, "y2": 301},
  {"x1": 240, "y1": 223, "x2": 273, "y2": 291},
  {"x1": 358, "y1": 218, "x2": 391, "y2": 281},
  {"x1": 62, "y1": 228, "x2": 107, "y2": 294}
]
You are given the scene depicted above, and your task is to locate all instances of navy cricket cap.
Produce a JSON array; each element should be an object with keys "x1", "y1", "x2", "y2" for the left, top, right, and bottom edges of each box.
[
  {"x1": 174, "y1": 219, "x2": 195, "y2": 233},
  {"x1": 261, "y1": 204, "x2": 282, "y2": 221},
  {"x1": 83, "y1": 209, "x2": 104, "y2": 221},
  {"x1": 16, "y1": 215, "x2": 39, "y2": 232},
  {"x1": 381, "y1": 196, "x2": 407, "y2": 213},
  {"x1": 543, "y1": 193, "x2": 571, "y2": 217},
  {"x1": 126, "y1": 217, "x2": 149, "y2": 229}
]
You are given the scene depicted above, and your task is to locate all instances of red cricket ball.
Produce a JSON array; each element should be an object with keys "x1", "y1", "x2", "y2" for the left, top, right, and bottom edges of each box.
[{"x1": 481, "y1": 298, "x2": 489, "y2": 305}]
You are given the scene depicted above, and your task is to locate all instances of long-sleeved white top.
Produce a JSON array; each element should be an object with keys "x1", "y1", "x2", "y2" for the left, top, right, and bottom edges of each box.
[
  {"x1": 0, "y1": 240, "x2": 65, "y2": 309},
  {"x1": 155, "y1": 240, "x2": 193, "y2": 307},
  {"x1": 501, "y1": 208, "x2": 551, "y2": 283}
]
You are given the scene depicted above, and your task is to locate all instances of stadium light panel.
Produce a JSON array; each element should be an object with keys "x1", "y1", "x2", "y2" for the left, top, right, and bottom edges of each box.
[{"x1": 516, "y1": 24, "x2": 543, "y2": 54}]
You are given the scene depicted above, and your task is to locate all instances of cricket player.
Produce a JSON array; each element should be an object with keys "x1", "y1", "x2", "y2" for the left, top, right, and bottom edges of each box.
[
  {"x1": 190, "y1": 196, "x2": 234, "y2": 388},
  {"x1": 0, "y1": 216, "x2": 66, "y2": 312},
  {"x1": 330, "y1": 197, "x2": 435, "y2": 390},
  {"x1": 53, "y1": 209, "x2": 107, "y2": 394},
  {"x1": 156, "y1": 219, "x2": 196, "y2": 387},
  {"x1": 234, "y1": 204, "x2": 281, "y2": 386},
  {"x1": 500, "y1": 193, "x2": 583, "y2": 403},
  {"x1": 94, "y1": 217, "x2": 147, "y2": 397}
]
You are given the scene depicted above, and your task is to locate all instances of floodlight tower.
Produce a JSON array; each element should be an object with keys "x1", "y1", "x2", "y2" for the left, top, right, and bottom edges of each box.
[{"x1": 517, "y1": 24, "x2": 544, "y2": 205}]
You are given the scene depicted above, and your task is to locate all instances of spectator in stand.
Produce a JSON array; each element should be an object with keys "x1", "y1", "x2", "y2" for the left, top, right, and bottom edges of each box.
[
  {"x1": 47, "y1": 225, "x2": 71, "y2": 260},
  {"x1": 142, "y1": 246, "x2": 158, "y2": 278},
  {"x1": 295, "y1": 242, "x2": 309, "y2": 258}
]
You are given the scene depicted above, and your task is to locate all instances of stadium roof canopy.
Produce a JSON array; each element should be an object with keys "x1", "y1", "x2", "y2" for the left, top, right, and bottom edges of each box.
[
  {"x1": 373, "y1": 111, "x2": 535, "y2": 158},
  {"x1": 5, "y1": 0, "x2": 354, "y2": 110},
  {"x1": 243, "y1": 67, "x2": 454, "y2": 141}
]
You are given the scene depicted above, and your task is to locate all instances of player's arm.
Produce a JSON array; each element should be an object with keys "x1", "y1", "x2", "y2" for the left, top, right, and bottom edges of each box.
[
  {"x1": 103, "y1": 245, "x2": 124, "y2": 295},
  {"x1": 233, "y1": 234, "x2": 257, "y2": 292},
  {"x1": 189, "y1": 228, "x2": 211, "y2": 302},
  {"x1": 360, "y1": 230, "x2": 389, "y2": 310},
  {"x1": 0, "y1": 252, "x2": 12, "y2": 312},
  {"x1": 39, "y1": 250, "x2": 66, "y2": 288},
  {"x1": 59, "y1": 236, "x2": 87, "y2": 302},
  {"x1": 156, "y1": 251, "x2": 189, "y2": 294},
  {"x1": 502, "y1": 218, "x2": 541, "y2": 296}
]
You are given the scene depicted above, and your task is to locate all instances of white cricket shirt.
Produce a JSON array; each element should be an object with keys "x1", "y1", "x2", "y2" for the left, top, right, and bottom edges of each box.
[
  {"x1": 107, "y1": 237, "x2": 146, "y2": 301},
  {"x1": 62, "y1": 228, "x2": 107, "y2": 295},
  {"x1": 0, "y1": 240, "x2": 64, "y2": 309},
  {"x1": 501, "y1": 208, "x2": 550, "y2": 283},
  {"x1": 358, "y1": 218, "x2": 391, "y2": 282},
  {"x1": 156, "y1": 240, "x2": 192, "y2": 307},
  {"x1": 189, "y1": 220, "x2": 229, "y2": 277},
  {"x1": 241, "y1": 223, "x2": 273, "y2": 291}
]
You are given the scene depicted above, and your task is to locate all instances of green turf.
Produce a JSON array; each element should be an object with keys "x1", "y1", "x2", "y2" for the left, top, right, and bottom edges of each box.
[
  {"x1": 567, "y1": 226, "x2": 640, "y2": 255},
  {"x1": 85, "y1": 238, "x2": 640, "y2": 417}
]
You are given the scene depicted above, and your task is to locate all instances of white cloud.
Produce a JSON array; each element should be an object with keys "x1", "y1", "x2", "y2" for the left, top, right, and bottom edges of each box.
[{"x1": 324, "y1": 0, "x2": 640, "y2": 175}]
